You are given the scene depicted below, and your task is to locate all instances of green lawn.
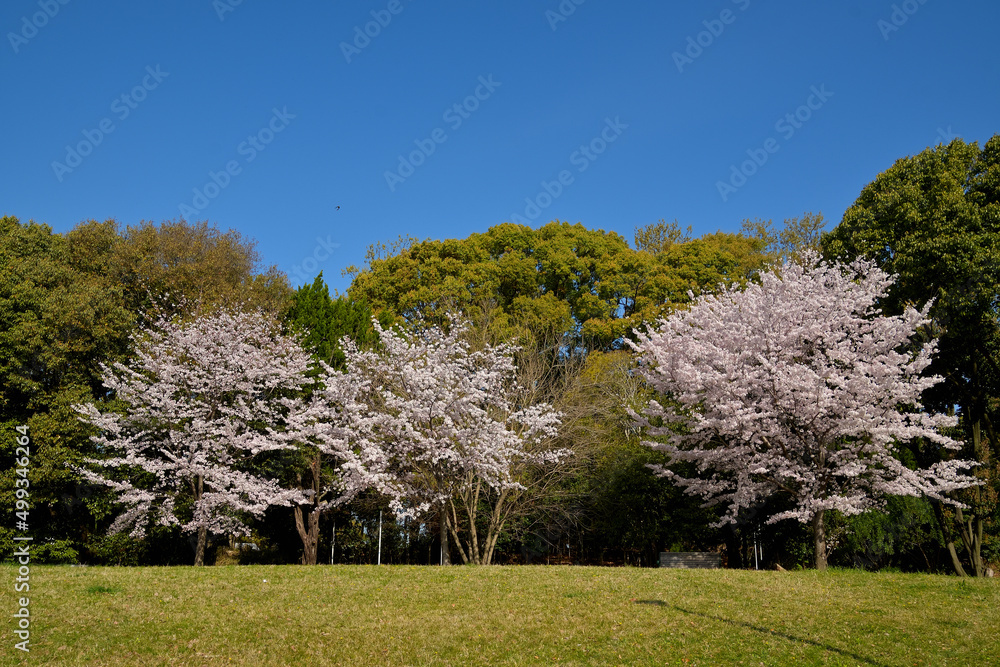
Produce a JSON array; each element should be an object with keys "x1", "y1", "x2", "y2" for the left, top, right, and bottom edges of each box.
[{"x1": 1, "y1": 564, "x2": 996, "y2": 666}]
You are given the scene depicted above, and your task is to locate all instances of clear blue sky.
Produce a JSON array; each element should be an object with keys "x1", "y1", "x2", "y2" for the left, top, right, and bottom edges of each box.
[{"x1": 3, "y1": 1, "x2": 998, "y2": 294}]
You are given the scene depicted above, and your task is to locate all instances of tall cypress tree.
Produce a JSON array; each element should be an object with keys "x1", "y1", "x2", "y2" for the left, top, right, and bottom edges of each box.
[{"x1": 285, "y1": 272, "x2": 383, "y2": 370}]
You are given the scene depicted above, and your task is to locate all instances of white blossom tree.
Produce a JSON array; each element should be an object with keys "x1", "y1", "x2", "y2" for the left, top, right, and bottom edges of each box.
[
  {"x1": 75, "y1": 309, "x2": 313, "y2": 565},
  {"x1": 277, "y1": 363, "x2": 400, "y2": 565},
  {"x1": 342, "y1": 318, "x2": 565, "y2": 565},
  {"x1": 628, "y1": 253, "x2": 979, "y2": 569}
]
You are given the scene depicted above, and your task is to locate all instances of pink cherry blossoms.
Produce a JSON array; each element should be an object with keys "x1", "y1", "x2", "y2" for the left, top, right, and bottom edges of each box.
[
  {"x1": 74, "y1": 309, "x2": 313, "y2": 565},
  {"x1": 74, "y1": 308, "x2": 564, "y2": 566},
  {"x1": 628, "y1": 252, "x2": 979, "y2": 568},
  {"x1": 338, "y1": 317, "x2": 565, "y2": 564}
]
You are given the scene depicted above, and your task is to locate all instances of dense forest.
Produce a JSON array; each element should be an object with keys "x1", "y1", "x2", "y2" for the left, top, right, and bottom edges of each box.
[{"x1": 2, "y1": 137, "x2": 997, "y2": 575}]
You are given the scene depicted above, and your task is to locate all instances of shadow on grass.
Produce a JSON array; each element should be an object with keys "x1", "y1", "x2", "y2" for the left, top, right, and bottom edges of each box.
[{"x1": 633, "y1": 601, "x2": 889, "y2": 667}]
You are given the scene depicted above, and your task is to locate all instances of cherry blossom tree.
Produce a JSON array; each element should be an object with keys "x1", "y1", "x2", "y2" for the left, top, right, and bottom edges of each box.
[
  {"x1": 74, "y1": 309, "x2": 313, "y2": 565},
  {"x1": 629, "y1": 253, "x2": 979, "y2": 569},
  {"x1": 342, "y1": 317, "x2": 565, "y2": 565},
  {"x1": 277, "y1": 364, "x2": 401, "y2": 565}
]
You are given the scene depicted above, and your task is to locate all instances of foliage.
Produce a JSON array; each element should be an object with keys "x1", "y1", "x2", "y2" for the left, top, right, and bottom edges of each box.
[
  {"x1": 823, "y1": 138, "x2": 1000, "y2": 424},
  {"x1": 0, "y1": 217, "x2": 136, "y2": 562},
  {"x1": 741, "y1": 212, "x2": 827, "y2": 264},
  {"x1": 31, "y1": 539, "x2": 80, "y2": 564},
  {"x1": 828, "y1": 495, "x2": 945, "y2": 572},
  {"x1": 66, "y1": 218, "x2": 293, "y2": 322},
  {"x1": 73, "y1": 309, "x2": 313, "y2": 565},
  {"x1": 86, "y1": 533, "x2": 149, "y2": 567},
  {"x1": 348, "y1": 221, "x2": 770, "y2": 351},
  {"x1": 284, "y1": 272, "x2": 385, "y2": 370},
  {"x1": 584, "y1": 447, "x2": 721, "y2": 566},
  {"x1": 539, "y1": 350, "x2": 716, "y2": 565},
  {"x1": 633, "y1": 219, "x2": 693, "y2": 254},
  {"x1": 0, "y1": 217, "x2": 134, "y2": 417},
  {"x1": 338, "y1": 317, "x2": 565, "y2": 564},
  {"x1": 822, "y1": 135, "x2": 1000, "y2": 576},
  {"x1": 630, "y1": 253, "x2": 978, "y2": 568}
]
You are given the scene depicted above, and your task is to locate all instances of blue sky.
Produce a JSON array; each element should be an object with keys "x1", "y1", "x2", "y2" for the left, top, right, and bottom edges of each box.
[{"x1": 3, "y1": 1, "x2": 998, "y2": 295}]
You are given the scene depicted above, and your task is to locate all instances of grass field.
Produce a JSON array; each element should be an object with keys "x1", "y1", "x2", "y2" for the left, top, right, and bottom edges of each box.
[{"x1": 1, "y1": 564, "x2": 997, "y2": 666}]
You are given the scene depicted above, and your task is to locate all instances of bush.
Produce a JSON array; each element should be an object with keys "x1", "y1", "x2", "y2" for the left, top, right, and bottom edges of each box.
[
  {"x1": 87, "y1": 534, "x2": 147, "y2": 566},
  {"x1": 829, "y1": 496, "x2": 943, "y2": 572},
  {"x1": 33, "y1": 539, "x2": 79, "y2": 564}
]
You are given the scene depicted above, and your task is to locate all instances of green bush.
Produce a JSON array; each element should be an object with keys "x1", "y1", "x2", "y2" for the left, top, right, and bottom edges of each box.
[
  {"x1": 33, "y1": 539, "x2": 79, "y2": 564},
  {"x1": 88, "y1": 533, "x2": 147, "y2": 566}
]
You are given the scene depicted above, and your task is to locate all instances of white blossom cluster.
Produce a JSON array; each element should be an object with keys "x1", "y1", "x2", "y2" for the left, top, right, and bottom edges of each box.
[
  {"x1": 320, "y1": 318, "x2": 566, "y2": 519},
  {"x1": 75, "y1": 310, "x2": 564, "y2": 546},
  {"x1": 629, "y1": 252, "x2": 979, "y2": 525},
  {"x1": 74, "y1": 310, "x2": 312, "y2": 540}
]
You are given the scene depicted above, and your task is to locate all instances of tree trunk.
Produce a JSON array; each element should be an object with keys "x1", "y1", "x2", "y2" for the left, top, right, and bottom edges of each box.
[
  {"x1": 955, "y1": 420, "x2": 987, "y2": 577},
  {"x1": 956, "y1": 507, "x2": 985, "y2": 577},
  {"x1": 725, "y1": 525, "x2": 743, "y2": 569},
  {"x1": 481, "y1": 487, "x2": 510, "y2": 566},
  {"x1": 292, "y1": 456, "x2": 323, "y2": 565},
  {"x1": 193, "y1": 474, "x2": 206, "y2": 566},
  {"x1": 294, "y1": 505, "x2": 320, "y2": 565},
  {"x1": 446, "y1": 501, "x2": 471, "y2": 564},
  {"x1": 812, "y1": 510, "x2": 827, "y2": 570},
  {"x1": 931, "y1": 498, "x2": 968, "y2": 577},
  {"x1": 468, "y1": 481, "x2": 481, "y2": 564},
  {"x1": 440, "y1": 510, "x2": 451, "y2": 565},
  {"x1": 194, "y1": 525, "x2": 208, "y2": 566},
  {"x1": 946, "y1": 541, "x2": 968, "y2": 577}
]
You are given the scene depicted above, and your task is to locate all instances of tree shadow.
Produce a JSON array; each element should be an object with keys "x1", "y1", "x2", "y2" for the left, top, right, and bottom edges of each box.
[{"x1": 633, "y1": 601, "x2": 890, "y2": 667}]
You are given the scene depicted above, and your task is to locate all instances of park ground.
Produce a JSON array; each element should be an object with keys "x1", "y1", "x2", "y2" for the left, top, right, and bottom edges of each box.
[{"x1": 1, "y1": 564, "x2": 997, "y2": 666}]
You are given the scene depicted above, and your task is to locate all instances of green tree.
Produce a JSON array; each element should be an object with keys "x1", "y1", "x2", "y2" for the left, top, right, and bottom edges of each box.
[
  {"x1": 348, "y1": 221, "x2": 641, "y2": 349},
  {"x1": 741, "y1": 212, "x2": 827, "y2": 264},
  {"x1": 0, "y1": 216, "x2": 135, "y2": 562},
  {"x1": 284, "y1": 272, "x2": 383, "y2": 370},
  {"x1": 823, "y1": 137, "x2": 1000, "y2": 576},
  {"x1": 349, "y1": 220, "x2": 771, "y2": 352},
  {"x1": 68, "y1": 218, "x2": 293, "y2": 322},
  {"x1": 555, "y1": 350, "x2": 721, "y2": 566},
  {"x1": 633, "y1": 219, "x2": 692, "y2": 255}
]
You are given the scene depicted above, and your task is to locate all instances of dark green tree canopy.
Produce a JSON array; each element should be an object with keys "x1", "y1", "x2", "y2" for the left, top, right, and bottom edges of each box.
[
  {"x1": 822, "y1": 137, "x2": 1000, "y2": 577},
  {"x1": 823, "y1": 136, "x2": 1000, "y2": 424},
  {"x1": 284, "y1": 272, "x2": 384, "y2": 370},
  {"x1": 0, "y1": 216, "x2": 133, "y2": 419}
]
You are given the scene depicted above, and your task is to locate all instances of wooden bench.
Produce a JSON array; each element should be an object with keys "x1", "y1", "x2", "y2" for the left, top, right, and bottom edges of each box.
[{"x1": 659, "y1": 552, "x2": 721, "y2": 569}]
